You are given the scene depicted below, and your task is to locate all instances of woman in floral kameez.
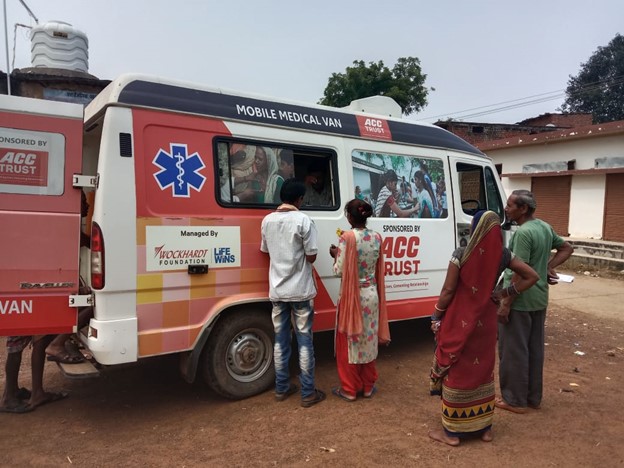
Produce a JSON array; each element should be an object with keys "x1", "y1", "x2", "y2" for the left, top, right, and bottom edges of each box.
[
  {"x1": 329, "y1": 198, "x2": 390, "y2": 401},
  {"x1": 429, "y1": 211, "x2": 538, "y2": 446}
]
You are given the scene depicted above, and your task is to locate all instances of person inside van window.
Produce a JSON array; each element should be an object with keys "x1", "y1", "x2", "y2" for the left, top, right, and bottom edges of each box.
[
  {"x1": 413, "y1": 170, "x2": 435, "y2": 218},
  {"x1": 220, "y1": 175, "x2": 240, "y2": 203},
  {"x1": 257, "y1": 146, "x2": 281, "y2": 204},
  {"x1": 230, "y1": 145, "x2": 256, "y2": 200},
  {"x1": 272, "y1": 149, "x2": 295, "y2": 202},
  {"x1": 303, "y1": 160, "x2": 332, "y2": 206},
  {"x1": 374, "y1": 169, "x2": 419, "y2": 218},
  {"x1": 237, "y1": 146, "x2": 280, "y2": 203},
  {"x1": 218, "y1": 164, "x2": 240, "y2": 203}
]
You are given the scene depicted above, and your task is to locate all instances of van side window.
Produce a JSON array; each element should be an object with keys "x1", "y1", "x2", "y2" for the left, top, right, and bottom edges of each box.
[
  {"x1": 352, "y1": 150, "x2": 447, "y2": 219},
  {"x1": 216, "y1": 140, "x2": 337, "y2": 208},
  {"x1": 484, "y1": 167, "x2": 504, "y2": 219},
  {"x1": 456, "y1": 162, "x2": 504, "y2": 220}
]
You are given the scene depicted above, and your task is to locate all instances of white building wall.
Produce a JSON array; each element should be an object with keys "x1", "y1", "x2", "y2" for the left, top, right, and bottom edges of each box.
[
  {"x1": 568, "y1": 175, "x2": 605, "y2": 238},
  {"x1": 485, "y1": 133, "x2": 624, "y2": 240}
]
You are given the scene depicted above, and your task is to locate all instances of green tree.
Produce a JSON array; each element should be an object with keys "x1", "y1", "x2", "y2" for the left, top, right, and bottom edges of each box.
[
  {"x1": 560, "y1": 34, "x2": 624, "y2": 123},
  {"x1": 319, "y1": 57, "x2": 431, "y2": 116}
]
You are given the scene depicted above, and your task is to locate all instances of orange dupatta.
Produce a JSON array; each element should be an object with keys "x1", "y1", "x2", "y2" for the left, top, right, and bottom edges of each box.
[{"x1": 337, "y1": 230, "x2": 390, "y2": 343}]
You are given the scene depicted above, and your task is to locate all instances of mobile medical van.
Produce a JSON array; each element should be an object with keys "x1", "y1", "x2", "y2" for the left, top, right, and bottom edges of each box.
[{"x1": 0, "y1": 74, "x2": 507, "y2": 399}]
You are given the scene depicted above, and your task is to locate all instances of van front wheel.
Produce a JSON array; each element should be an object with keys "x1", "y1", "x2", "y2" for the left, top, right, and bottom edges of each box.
[{"x1": 202, "y1": 311, "x2": 275, "y2": 400}]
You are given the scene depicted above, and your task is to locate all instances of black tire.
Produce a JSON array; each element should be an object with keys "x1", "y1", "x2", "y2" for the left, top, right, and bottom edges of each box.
[{"x1": 202, "y1": 310, "x2": 274, "y2": 400}]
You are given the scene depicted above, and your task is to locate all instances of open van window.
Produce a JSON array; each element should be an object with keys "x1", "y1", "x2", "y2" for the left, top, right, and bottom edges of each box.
[
  {"x1": 352, "y1": 149, "x2": 447, "y2": 219},
  {"x1": 216, "y1": 140, "x2": 337, "y2": 208},
  {"x1": 456, "y1": 162, "x2": 504, "y2": 220}
]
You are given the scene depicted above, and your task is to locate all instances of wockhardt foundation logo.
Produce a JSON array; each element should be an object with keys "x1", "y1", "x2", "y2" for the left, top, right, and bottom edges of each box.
[
  {"x1": 145, "y1": 226, "x2": 240, "y2": 272},
  {"x1": 153, "y1": 245, "x2": 209, "y2": 266}
]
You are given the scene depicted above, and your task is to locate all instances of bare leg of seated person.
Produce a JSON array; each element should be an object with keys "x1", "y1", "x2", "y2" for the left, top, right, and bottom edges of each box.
[
  {"x1": 45, "y1": 334, "x2": 83, "y2": 363},
  {"x1": 45, "y1": 307, "x2": 92, "y2": 364}
]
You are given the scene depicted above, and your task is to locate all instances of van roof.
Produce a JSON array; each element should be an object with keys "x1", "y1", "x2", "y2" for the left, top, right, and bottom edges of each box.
[
  {"x1": 1, "y1": 93, "x2": 83, "y2": 119},
  {"x1": 85, "y1": 73, "x2": 484, "y2": 157}
]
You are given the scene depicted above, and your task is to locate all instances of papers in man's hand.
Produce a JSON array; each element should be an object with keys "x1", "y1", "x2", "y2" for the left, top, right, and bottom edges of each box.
[{"x1": 554, "y1": 273, "x2": 575, "y2": 283}]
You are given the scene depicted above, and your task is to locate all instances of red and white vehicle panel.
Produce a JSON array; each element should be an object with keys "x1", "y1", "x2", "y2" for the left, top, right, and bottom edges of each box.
[{"x1": 0, "y1": 95, "x2": 83, "y2": 335}]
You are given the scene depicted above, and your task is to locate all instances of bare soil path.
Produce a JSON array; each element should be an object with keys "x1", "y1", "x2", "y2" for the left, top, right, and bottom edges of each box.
[{"x1": 1, "y1": 270, "x2": 623, "y2": 467}]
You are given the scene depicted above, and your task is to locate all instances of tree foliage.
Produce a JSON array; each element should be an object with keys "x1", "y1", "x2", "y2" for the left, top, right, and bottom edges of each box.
[
  {"x1": 560, "y1": 34, "x2": 624, "y2": 123},
  {"x1": 319, "y1": 57, "x2": 430, "y2": 116}
]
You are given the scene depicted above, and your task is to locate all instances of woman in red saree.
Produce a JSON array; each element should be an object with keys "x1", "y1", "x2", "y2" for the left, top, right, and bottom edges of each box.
[
  {"x1": 429, "y1": 211, "x2": 538, "y2": 446},
  {"x1": 329, "y1": 198, "x2": 390, "y2": 401}
]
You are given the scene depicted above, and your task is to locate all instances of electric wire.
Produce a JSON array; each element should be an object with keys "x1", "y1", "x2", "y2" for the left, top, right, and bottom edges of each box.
[
  {"x1": 418, "y1": 74, "x2": 624, "y2": 122},
  {"x1": 11, "y1": 23, "x2": 31, "y2": 70}
]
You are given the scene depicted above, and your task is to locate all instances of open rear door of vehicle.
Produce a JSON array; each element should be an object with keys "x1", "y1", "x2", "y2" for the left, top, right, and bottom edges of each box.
[{"x1": 0, "y1": 95, "x2": 84, "y2": 336}]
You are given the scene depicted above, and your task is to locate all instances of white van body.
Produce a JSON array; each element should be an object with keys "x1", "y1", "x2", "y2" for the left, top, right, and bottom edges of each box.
[{"x1": 1, "y1": 74, "x2": 507, "y2": 399}]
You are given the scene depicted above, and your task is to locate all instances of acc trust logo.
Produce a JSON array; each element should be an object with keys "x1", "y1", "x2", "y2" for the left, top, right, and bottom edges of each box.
[{"x1": 153, "y1": 143, "x2": 206, "y2": 197}]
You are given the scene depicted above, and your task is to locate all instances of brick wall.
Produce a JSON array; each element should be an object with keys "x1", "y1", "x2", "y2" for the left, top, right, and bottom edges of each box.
[
  {"x1": 437, "y1": 122, "x2": 558, "y2": 145},
  {"x1": 520, "y1": 113, "x2": 593, "y2": 127},
  {"x1": 436, "y1": 113, "x2": 594, "y2": 145},
  {"x1": 16, "y1": 81, "x2": 104, "y2": 99}
]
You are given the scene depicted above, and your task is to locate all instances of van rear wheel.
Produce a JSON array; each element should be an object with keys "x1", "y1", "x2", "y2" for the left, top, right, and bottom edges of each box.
[{"x1": 202, "y1": 310, "x2": 274, "y2": 400}]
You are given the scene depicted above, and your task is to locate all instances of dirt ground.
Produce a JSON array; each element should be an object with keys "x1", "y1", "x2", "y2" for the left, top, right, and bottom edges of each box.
[{"x1": 1, "y1": 269, "x2": 623, "y2": 467}]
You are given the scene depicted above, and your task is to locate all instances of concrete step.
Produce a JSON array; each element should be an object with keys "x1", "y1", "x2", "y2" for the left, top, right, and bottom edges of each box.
[
  {"x1": 572, "y1": 245, "x2": 624, "y2": 260},
  {"x1": 566, "y1": 253, "x2": 624, "y2": 271},
  {"x1": 567, "y1": 239, "x2": 624, "y2": 272}
]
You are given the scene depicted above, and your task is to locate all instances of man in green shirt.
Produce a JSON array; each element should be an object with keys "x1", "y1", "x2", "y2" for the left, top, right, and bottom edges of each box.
[{"x1": 496, "y1": 190, "x2": 574, "y2": 414}]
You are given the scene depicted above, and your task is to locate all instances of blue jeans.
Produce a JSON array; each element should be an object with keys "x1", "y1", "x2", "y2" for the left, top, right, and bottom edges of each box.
[{"x1": 271, "y1": 300, "x2": 316, "y2": 398}]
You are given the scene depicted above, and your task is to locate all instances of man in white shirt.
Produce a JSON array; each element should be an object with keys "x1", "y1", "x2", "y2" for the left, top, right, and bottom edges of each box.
[{"x1": 260, "y1": 179, "x2": 326, "y2": 407}]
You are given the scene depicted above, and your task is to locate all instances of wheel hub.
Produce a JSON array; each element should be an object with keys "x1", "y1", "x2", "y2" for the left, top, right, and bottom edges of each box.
[{"x1": 226, "y1": 330, "x2": 272, "y2": 382}]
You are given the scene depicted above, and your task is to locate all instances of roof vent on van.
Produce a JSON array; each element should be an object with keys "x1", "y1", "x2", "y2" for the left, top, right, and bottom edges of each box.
[
  {"x1": 30, "y1": 21, "x2": 89, "y2": 73},
  {"x1": 344, "y1": 96, "x2": 402, "y2": 118}
]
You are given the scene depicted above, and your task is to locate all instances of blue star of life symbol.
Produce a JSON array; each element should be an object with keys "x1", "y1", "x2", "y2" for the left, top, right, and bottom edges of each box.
[{"x1": 153, "y1": 143, "x2": 206, "y2": 197}]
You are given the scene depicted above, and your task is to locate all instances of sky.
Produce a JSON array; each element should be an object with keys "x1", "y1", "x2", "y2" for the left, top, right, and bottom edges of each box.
[{"x1": 3, "y1": 0, "x2": 623, "y2": 124}]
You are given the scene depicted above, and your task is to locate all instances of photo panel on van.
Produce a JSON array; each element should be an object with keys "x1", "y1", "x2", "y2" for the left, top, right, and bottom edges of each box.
[
  {"x1": 351, "y1": 149, "x2": 447, "y2": 219},
  {"x1": 215, "y1": 139, "x2": 338, "y2": 209}
]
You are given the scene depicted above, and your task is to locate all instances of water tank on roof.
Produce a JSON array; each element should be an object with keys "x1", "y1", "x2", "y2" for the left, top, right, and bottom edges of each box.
[{"x1": 30, "y1": 21, "x2": 89, "y2": 72}]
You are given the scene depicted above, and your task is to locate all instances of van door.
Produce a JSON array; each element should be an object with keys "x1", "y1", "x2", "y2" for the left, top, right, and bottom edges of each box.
[
  {"x1": 0, "y1": 96, "x2": 84, "y2": 336},
  {"x1": 448, "y1": 155, "x2": 506, "y2": 245}
]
